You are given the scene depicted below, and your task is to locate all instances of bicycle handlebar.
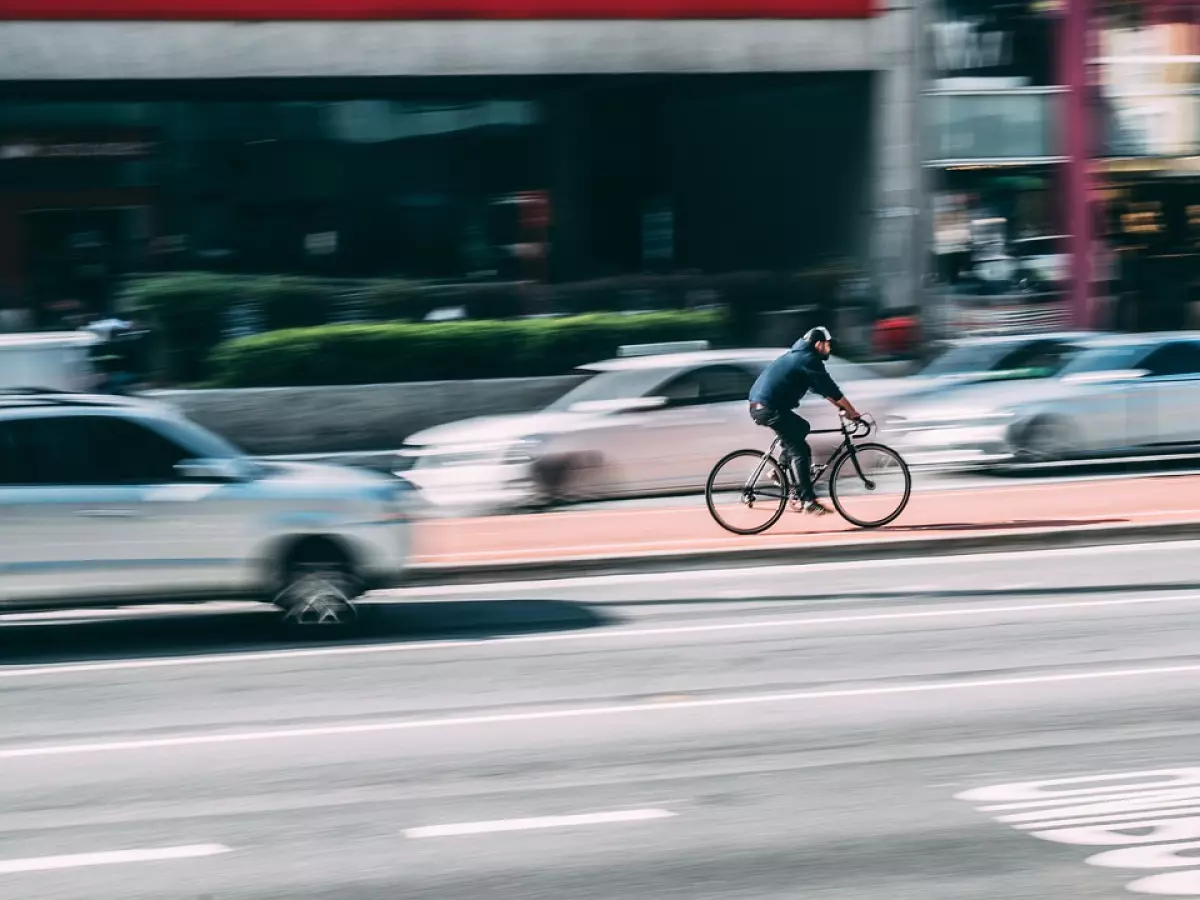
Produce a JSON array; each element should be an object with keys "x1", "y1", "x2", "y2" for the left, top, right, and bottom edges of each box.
[{"x1": 839, "y1": 411, "x2": 876, "y2": 439}]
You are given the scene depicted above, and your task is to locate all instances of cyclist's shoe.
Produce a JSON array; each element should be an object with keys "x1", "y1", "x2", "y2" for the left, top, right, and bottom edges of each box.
[{"x1": 791, "y1": 499, "x2": 832, "y2": 516}]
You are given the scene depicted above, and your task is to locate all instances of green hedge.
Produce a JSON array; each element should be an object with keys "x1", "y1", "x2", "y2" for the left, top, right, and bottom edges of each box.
[
  {"x1": 121, "y1": 265, "x2": 856, "y2": 383},
  {"x1": 122, "y1": 273, "x2": 336, "y2": 383},
  {"x1": 210, "y1": 311, "x2": 729, "y2": 387}
]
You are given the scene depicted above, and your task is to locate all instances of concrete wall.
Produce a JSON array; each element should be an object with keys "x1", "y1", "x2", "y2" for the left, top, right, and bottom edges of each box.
[
  {"x1": 149, "y1": 375, "x2": 587, "y2": 455},
  {"x1": 0, "y1": 18, "x2": 904, "y2": 79},
  {"x1": 869, "y1": 0, "x2": 923, "y2": 313}
]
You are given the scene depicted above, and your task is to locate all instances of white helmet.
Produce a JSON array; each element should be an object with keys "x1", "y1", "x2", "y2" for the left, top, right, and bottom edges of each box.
[{"x1": 804, "y1": 326, "x2": 832, "y2": 345}]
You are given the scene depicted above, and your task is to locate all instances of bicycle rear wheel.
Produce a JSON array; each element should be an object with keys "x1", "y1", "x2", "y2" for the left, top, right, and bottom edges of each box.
[
  {"x1": 829, "y1": 442, "x2": 911, "y2": 529},
  {"x1": 706, "y1": 449, "x2": 788, "y2": 535}
]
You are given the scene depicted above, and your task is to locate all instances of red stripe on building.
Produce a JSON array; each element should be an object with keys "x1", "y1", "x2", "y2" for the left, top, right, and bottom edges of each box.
[{"x1": 1, "y1": 0, "x2": 876, "y2": 20}]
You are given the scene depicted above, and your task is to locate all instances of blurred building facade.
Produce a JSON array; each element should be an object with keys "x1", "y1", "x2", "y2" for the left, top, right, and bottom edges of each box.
[
  {"x1": 925, "y1": 0, "x2": 1200, "y2": 338},
  {"x1": 0, "y1": 0, "x2": 923, "y2": 334},
  {"x1": 1092, "y1": 0, "x2": 1200, "y2": 333},
  {"x1": 924, "y1": 0, "x2": 1072, "y2": 337}
]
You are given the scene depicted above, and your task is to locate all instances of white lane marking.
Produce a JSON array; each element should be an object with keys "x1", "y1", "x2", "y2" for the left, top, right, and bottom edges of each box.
[
  {"x1": 1022, "y1": 806, "x2": 1200, "y2": 832},
  {"x1": 958, "y1": 769, "x2": 1200, "y2": 897},
  {"x1": 1, "y1": 592, "x2": 1196, "y2": 681},
  {"x1": 403, "y1": 808, "x2": 675, "y2": 838},
  {"x1": 1128, "y1": 870, "x2": 1200, "y2": 895},
  {"x1": 396, "y1": 539, "x2": 1200, "y2": 598},
  {"x1": 3, "y1": 660, "x2": 1200, "y2": 761},
  {"x1": 0, "y1": 844, "x2": 231, "y2": 875}
]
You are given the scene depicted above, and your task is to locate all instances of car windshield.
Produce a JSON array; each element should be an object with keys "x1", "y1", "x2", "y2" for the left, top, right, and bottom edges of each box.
[
  {"x1": 919, "y1": 340, "x2": 1082, "y2": 380},
  {"x1": 545, "y1": 369, "x2": 672, "y2": 412},
  {"x1": 162, "y1": 415, "x2": 247, "y2": 460},
  {"x1": 918, "y1": 342, "x2": 1025, "y2": 377},
  {"x1": 1059, "y1": 343, "x2": 1153, "y2": 376}
]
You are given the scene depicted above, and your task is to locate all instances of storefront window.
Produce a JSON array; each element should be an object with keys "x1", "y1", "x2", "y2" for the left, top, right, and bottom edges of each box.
[
  {"x1": 927, "y1": 91, "x2": 1062, "y2": 163},
  {"x1": 924, "y1": 0, "x2": 1067, "y2": 338},
  {"x1": 0, "y1": 75, "x2": 876, "y2": 327},
  {"x1": 1092, "y1": 8, "x2": 1200, "y2": 332}
]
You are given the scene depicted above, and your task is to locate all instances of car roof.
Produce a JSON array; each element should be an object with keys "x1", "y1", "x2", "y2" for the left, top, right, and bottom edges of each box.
[
  {"x1": 581, "y1": 348, "x2": 788, "y2": 372},
  {"x1": 0, "y1": 331, "x2": 99, "y2": 349},
  {"x1": 944, "y1": 331, "x2": 1103, "y2": 348},
  {"x1": 1072, "y1": 331, "x2": 1200, "y2": 350},
  {"x1": 0, "y1": 389, "x2": 171, "y2": 417}
]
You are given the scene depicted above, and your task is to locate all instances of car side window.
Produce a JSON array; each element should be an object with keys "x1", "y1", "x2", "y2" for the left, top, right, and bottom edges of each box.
[
  {"x1": 0, "y1": 417, "x2": 98, "y2": 485},
  {"x1": 89, "y1": 417, "x2": 193, "y2": 484},
  {"x1": 696, "y1": 365, "x2": 757, "y2": 403},
  {"x1": 658, "y1": 365, "x2": 756, "y2": 406},
  {"x1": 1141, "y1": 343, "x2": 1200, "y2": 378},
  {"x1": 0, "y1": 422, "x2": 22, "y2": 484},
  {"x1": 0, "y1": 415, "x2": 191, "y2": 486},
  {"x1": 996, "y1": 341, "x2": 1074, "y2": 373},
  {"x1": 658, "y1": 371, "x2": 703, "y2": 405}
]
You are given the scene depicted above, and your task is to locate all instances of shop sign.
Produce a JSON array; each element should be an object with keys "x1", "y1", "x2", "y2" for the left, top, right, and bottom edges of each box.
[
  {"x1": 6, "y1": 0, "x2": 876, "y2": 19},
  {"x1": 932, "y1": 17, "x2": 1012, "y2": 72},
  {"x1": 930, "y1": 0, "x2": 1056, "y2": 86}
]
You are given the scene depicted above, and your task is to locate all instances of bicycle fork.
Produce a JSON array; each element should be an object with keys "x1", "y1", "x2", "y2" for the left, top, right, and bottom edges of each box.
[{"x1": 743, "y1": 438, "x2": 781, "y2": 500}]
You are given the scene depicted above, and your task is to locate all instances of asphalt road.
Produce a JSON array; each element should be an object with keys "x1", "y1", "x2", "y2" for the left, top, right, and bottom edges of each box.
[{"x1": 3, "y1": 541, "x2": 1200, "y2": 899}]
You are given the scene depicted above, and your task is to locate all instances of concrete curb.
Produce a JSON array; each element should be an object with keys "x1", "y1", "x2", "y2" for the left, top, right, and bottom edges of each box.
[{"x1": 401, "y1": 519, "x2": 1200, "y2": 586}]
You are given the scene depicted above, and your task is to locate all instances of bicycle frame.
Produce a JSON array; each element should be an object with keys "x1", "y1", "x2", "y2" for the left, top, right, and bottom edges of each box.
[{"x1": 760, "y1": 417, "x2": 876, "y2": 492}]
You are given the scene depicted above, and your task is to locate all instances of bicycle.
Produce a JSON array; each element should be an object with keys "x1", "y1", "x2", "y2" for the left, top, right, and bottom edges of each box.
[{"x1": 705, "y1": 413, "x2": 912, "y2": 535}]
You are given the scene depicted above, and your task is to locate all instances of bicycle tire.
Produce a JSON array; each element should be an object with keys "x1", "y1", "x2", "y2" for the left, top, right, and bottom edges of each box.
[
  {"x1": 829, "y1": 442, "x2": 911, "y2": 529},
  {"x1": 705, "y1": 449, "x2": 789, "y2": 536}
]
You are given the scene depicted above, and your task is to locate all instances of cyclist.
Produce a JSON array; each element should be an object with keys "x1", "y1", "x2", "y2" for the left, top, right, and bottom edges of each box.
[{"x1": 748, "y1": 326, "x2": 864, "y2": 515}]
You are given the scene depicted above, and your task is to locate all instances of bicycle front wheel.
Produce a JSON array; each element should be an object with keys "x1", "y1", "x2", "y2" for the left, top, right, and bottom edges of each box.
[
  {"x1": 829, "y1": 442, "x2": 911, "y2": 529},
  {"x1": 706, "y1": 449, "x2": 788, "y2": 535}
]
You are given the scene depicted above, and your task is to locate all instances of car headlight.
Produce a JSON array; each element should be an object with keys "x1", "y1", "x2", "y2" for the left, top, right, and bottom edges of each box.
[
  {"x1": 417, "y1": 439, "x2": 542, "y2": 469},
  {"x1": 503, "y1": 437, "x2": 543, "y2": 465}
]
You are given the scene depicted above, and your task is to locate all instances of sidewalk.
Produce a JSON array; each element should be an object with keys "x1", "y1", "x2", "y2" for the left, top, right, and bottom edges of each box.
[{"x1": 411, "y1": 474, "x2": 1200, "y2": 572}]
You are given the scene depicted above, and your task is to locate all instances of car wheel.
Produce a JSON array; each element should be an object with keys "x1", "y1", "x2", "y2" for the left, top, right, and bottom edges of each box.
[
  {"x1": 275, "y1": 541, "x2": 363, "y2": 633},
  {"x1": 1016, "y1": 417, "x2": 1077, "y2": 464},
  {"x1": 533, "y1": 453, "x2": 608, "y2": 507}
]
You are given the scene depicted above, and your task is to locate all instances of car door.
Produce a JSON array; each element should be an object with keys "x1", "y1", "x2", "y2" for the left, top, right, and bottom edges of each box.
[
  {"x1": 0, "y1": 413, "x2": 152, "y2": 606},
  {"x1": 643, "y1": 364, "x2": 759, "y2": 489},
  {"x1": 0, "y1": 412, "x2": 246, "y2": 608},
  {"x1": 86, "y1": 413, "x2": 250, "y2": 598},
  {"x1": 1135, "y1": 342, "x2": 1200, "y2": 447}
]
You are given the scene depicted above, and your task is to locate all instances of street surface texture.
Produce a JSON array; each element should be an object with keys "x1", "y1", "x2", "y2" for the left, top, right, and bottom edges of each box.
[
  {"x1": 415, "y1": 473, "x2": 1200, "y2": 566},
  {"x1": 2, "y1": 540, "x2": 1200, "y2": 898}
]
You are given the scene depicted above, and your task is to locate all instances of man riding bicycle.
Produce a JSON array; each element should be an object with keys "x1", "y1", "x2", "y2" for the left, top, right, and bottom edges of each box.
[{"x1": 748, "y1": 326, "x2": 864, "y2": 515}]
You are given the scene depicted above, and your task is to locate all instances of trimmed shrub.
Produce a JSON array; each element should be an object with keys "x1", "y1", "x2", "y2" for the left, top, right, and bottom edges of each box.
[
  {"x1": 120, "y1": 272, "x2": 234, "y2": 384},
  {"x1": 254, "y1": 276, "x2": 332, "y2": 331},
  {"x1": 210, "y1": 310, "x2": 729, "y2": 387}
]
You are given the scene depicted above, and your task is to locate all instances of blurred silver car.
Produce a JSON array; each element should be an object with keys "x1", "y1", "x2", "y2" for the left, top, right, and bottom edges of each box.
[
  {"x1": 888, "y1": 332, "x2": 1200, "y2": 467},
  {"x1": 901, "y1": 331, "x2": 1103, "y2": 394},
  {"x1": 0, "y1": 389, "x2": 413, "y2": 626},
  {"x1": 398, "y1": 347, "x2": 910, "y2": 511}
]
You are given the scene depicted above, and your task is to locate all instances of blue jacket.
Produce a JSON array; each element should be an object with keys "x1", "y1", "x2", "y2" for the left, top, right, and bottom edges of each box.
[{"x1": 748, "y1": 341, "x2": 844, "y2": 411}]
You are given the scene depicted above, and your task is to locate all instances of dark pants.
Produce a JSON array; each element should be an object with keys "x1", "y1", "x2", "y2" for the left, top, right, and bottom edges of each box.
[{"x1": 750, "y1": 405, "x2": 816, "y2": 502}]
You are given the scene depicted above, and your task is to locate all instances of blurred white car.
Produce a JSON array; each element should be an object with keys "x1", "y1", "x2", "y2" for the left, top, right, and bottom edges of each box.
[
  {"x1": 888, "y1": 332, "x2": 1200, "y2": 467},
  {"x1": 0, "y1": 331, "x2": 99, "y2": 391},
  {"x1": 397, "y1": 347, "x2": 910, "y2": 511}
]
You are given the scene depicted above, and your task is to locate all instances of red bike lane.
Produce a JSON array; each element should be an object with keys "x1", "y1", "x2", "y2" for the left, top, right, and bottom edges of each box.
[{"x1": 413, "y1": 474, "x2": 1200, "y2": 568}]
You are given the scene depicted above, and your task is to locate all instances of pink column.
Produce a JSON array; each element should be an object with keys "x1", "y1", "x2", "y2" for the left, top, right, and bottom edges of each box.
[{"x1": 1062, "y1": 0, "x2": 1093, "y2": 329}]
